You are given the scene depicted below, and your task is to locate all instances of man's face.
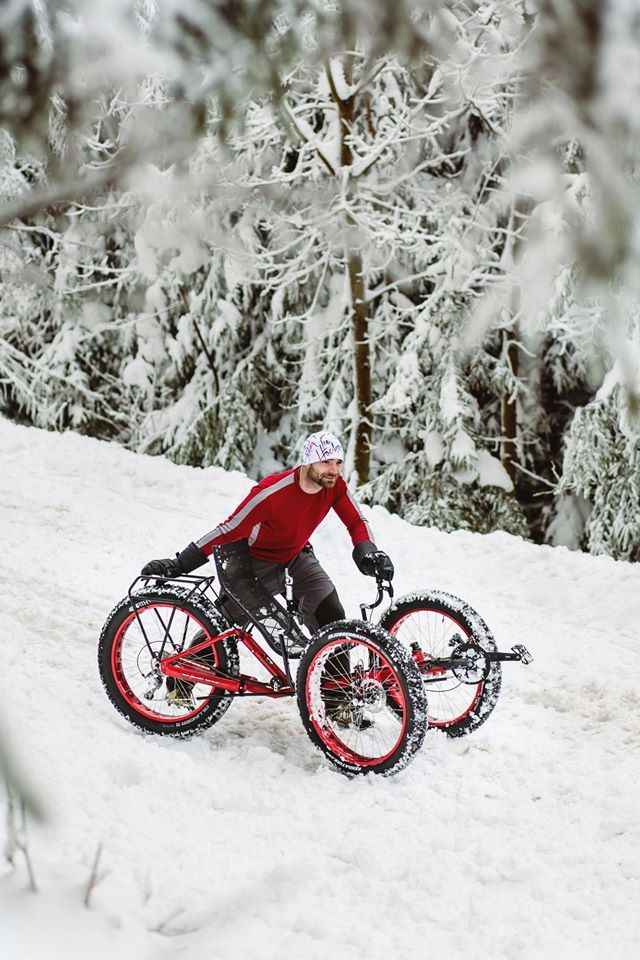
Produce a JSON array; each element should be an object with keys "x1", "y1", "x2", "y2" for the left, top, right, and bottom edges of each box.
[{"x1": 307, "y1": 459, "x2": 343, "y2": 489}]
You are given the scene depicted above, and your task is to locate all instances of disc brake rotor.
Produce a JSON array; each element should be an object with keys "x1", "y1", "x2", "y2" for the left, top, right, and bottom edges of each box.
[{"x1": 352, "y1": 677, "x2": 387, "y2": 713}]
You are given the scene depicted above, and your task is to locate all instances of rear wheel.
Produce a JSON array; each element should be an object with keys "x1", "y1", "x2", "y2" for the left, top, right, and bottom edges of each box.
[
  {"x1": 379, "y1": 591, "x2": 501, "y2": 738},
  {"x1": 297, "y1": 620, "x2": 427, "y2": 776},
  {"x1": 98, "y1": 585, "x2": 239, "y2": 737}
]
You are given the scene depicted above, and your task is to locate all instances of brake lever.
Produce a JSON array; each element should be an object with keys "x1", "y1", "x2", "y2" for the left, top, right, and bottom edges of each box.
[{"x1": 360, "y1": 577, "x2": 394, "y2": 621}]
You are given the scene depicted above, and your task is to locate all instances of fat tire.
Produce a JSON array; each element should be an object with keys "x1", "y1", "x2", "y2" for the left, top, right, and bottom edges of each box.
[
  {"x1": 297, "y1": 619, "x2": 427, "y2": 776},
  {"x1": 379, "y1": 591, "x2": 502, "y2": 738},
  {"x1": 98, "y1": 584, "x2": 239, "y2": 737}
]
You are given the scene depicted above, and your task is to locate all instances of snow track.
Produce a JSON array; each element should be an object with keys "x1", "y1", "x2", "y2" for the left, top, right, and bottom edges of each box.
[{"x1": 1, "y1": 419, "x2": 639, "y2": 960}]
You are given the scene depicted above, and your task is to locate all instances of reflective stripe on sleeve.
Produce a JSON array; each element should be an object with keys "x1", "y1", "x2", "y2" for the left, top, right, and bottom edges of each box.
[
  {"x1": 346, "y1": 488, "x2": 374, "y2": 541},
  {"x1": 196, "y1": 472, "x2": 296, "y2": 548},
  {"x1": 248, "y1": 523, "x2": 261, "y2": 546}
]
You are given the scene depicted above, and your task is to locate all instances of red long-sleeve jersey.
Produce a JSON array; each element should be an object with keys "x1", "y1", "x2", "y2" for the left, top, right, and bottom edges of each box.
[{"x1": 196, "y1": 467, "x2": 374, "y2": 564}]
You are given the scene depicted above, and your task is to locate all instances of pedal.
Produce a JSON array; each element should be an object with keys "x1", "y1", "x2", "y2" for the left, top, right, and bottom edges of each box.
[{"x1": 511, "y1": 644, "x2": 533, "y2": 665}]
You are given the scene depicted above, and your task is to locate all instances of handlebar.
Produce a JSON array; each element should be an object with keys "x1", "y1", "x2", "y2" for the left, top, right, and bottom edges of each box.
[{"x1": 360, "y1": 576, "x2": 393, "y2": 622}]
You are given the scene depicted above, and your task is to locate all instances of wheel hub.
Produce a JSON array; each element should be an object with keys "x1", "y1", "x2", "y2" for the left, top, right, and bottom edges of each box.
[
  {"x1": 352, "y1": 678, "x2": 387, "y2": 714},
  {"x1": 136, "y1": 643, "x2": 161, "y2": 677}
]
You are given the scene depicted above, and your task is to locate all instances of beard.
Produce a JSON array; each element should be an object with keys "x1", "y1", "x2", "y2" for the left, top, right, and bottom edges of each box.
[{"x1": 308, "y1": 464, "x2": 338, "y2": 488}]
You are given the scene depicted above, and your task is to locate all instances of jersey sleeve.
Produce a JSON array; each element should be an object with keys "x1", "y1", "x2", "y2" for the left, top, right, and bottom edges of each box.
[
  {"x1": 195, "y1": 483, "x2": 271, "y2": 556},
  {"x1": 332, "y1": 481, "x2": 375, "y2": 547}
]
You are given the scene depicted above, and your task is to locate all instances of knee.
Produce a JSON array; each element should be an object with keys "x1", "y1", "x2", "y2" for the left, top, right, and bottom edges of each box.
[{"x1": 314, "y1": 589, "x2": 345, "y2": 628}]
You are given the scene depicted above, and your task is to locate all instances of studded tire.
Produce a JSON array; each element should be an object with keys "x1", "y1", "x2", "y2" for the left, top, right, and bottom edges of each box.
[
  {"x1": 297, "y1": 620, "x2": 428, "y2": 777},
  {"x1": 98, "y1": 584, "x2": 239, "y2": 737},
  {"x1": 379, "y1": 591, "x2": 502, "y2": 738}
]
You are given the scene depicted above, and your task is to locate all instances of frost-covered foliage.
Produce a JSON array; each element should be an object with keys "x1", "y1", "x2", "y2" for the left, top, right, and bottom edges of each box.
[
  {"x1": 360, "y1": 329, "x2": 529, "y2": 537},
  {"x1": 2, "y1": 0, "x2": 640, "y2": 557},
  {"x1": 555, "y1": 334, "x2": 640, "y2": 561},
  {"x1": 0, "y1": 124, "x2": 135, "y2": 438},
  {"x1": 201, "y1": 3, "x2": 534, "y2": 534}
]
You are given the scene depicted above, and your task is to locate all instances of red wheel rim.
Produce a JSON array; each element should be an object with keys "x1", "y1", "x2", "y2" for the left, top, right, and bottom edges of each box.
[
  {"x1": 111, "y1": 603, "x2": 217, "y2": 723},
  {"x1": 388, "y1": 608, "x2": 483, "y2": 727},
  {"x1": 305, "y1": 637, "x2": 408, "y2": 767}
]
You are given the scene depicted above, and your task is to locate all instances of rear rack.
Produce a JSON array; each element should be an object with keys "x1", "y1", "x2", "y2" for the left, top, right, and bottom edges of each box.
[{"x1": 128, "y1": 572, "x2": 218, "y2": 606}]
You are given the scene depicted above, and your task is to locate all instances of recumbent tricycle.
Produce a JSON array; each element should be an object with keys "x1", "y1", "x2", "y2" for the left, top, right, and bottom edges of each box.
[{"x1": 98, "y1": 542, "x2": 532, "y2": 776}]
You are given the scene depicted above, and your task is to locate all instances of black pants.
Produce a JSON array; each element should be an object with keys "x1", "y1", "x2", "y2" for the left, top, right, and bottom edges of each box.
[
  {"x1": 250, "y1": 547, "x2": 345, "y2": 632},
  {"x1": 214, "y1": 543, "x2": 349, "y2": 691}
]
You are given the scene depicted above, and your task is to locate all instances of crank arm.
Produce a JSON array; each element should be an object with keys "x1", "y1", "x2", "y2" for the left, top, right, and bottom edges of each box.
[
  {"x1": 418, "y1": 643, "x2": 533, "y2": 686},
  {"x1": 485, "y1": 644, "x2": 533, "y2": 665},
  {"x1": 420, "y1": 658, "x2": 477, "y2": 672}
]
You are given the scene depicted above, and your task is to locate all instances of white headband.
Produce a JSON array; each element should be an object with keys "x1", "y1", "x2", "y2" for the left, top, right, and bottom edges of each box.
[{"x1": 302, "y1": 431, "x2": 344, "y2": 464}]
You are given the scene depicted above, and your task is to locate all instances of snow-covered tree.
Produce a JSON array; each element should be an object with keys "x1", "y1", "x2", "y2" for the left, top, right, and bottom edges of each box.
[
  {"x1": 548, "y1": 297, "x2": 640, "y2": 560},
  {"x1": 2, "y1": 0, "x2": 640, "y2": 557}
]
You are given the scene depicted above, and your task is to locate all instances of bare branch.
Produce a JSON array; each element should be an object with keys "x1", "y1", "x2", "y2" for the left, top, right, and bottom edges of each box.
[
  {"x1": 84, "y1": 843, "x2": 105, "y2": 909},
  {"x1": 325, "y1": 60, "x2": 345, "y2": 106},
  {"x1": 0, "y1": 152, "x2": 138, "y2": 231},
  {"x1": 278, "y1": 98, "x2": 337, "y2": 178},
  {"x1": 4, "y1": 785, "x2": 38, "y2": 893}
]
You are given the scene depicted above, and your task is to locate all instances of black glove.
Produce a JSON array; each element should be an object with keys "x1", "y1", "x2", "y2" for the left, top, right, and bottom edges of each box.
[
  {"x1": 141, "y1": 542, "x2": 207, "y2": 578},
  {"x1": 353, "y1": 541, "x2": 394, "y2": 581},
  {"x1": 360, "y1": 551, "x2": 394, "y2": 581},
  {"x1": 140, "y1": 557, "x2": 182, "y2": 577}
]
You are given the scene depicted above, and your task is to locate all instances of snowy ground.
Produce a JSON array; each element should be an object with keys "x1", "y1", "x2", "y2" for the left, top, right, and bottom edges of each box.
[{"x1": 1, "y1": 417, "x2": 639, "y2": 960}]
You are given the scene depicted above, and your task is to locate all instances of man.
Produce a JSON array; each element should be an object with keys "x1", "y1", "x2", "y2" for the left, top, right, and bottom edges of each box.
[{"x1": 141, "y1": 431, "x2": 394, "y2": 636}]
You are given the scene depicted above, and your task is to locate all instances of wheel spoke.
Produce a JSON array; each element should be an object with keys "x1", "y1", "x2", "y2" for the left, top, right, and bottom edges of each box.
[
  {"x1": 112, "y1": 603, "x2": 218, "y2": 722},
  {"x1": 305, "y1": 636, "x2": 408, "y2": 766},
  {"x1": 382, "y1": 597, "x2": 501, "y2": 733},
  {"x1": 391, "y1": 608, "x2": 482, "y2": 726}
]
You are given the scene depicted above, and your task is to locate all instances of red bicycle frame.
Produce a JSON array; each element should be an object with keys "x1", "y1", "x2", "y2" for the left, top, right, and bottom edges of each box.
[{"x1": 159, "y1": 626, "x2": 295, "y2": 698}]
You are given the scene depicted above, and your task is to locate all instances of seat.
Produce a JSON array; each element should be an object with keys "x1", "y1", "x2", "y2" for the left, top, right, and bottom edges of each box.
[{"x1": 212, "y1": 541, "x2": 305, "y2": 653}]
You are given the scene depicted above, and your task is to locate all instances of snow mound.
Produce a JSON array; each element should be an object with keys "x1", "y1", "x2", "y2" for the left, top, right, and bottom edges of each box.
[{"x1": 1, "y1": 418, "x2": 639, "y2": 960}]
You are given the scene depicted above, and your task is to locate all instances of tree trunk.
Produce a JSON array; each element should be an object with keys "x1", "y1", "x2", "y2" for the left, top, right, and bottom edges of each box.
[
  {"x1": 348, "y1": 249, "x2": 371, "y2": 483},
  {"x1": 501, "y1": 324, "x2": 519, "y2": 485},
  {"x1": 332, "y1": 56, "x2": 372, "y2": 485}
]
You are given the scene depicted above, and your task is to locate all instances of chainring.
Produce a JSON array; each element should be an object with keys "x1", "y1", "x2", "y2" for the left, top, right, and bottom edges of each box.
[{"x1": 450, "y1": 641, "x2": 490, "y2": 684}]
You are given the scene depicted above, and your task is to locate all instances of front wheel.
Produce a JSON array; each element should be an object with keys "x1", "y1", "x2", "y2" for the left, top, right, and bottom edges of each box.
[
  {"x1": 379, "y1": 591, "x2": 502, "y2": 738},
  {"x1": 297, "y1": 620, "x2": 428, "y2": 776}
]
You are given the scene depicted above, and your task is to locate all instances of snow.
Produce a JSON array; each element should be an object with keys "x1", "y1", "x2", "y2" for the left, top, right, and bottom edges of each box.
[
  {"x1": 121, "y1": 355, "x2": 154, "y2": 392},
  {"x1": 476, "y1": 448, "x2": 514, "y2": 492},
  {"x1": 451, "y1": 427, "x2": 476, "y2": 465},
  {"x1": 424, "y1": 429, "x2": 445, "y2": 467},
  {"x1": 546, "y1": 494, "x2": 592, "y2": 550},
  {"x1": 1, "y1": 417, "x2": 639, "y2": 959}
]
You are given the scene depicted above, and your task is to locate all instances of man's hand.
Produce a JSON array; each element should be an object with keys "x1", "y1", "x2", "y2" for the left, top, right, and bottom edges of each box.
[
  {"x1": 140, "y1": 557, "x2": 182, "y2": 577},
  {"x1": 140, "y1": 542, "x2": 208, "y2": 578},
  {"x1": 359, "y1": 551, "x2": 395, "y2": 581}
]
